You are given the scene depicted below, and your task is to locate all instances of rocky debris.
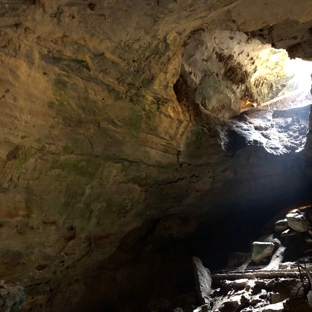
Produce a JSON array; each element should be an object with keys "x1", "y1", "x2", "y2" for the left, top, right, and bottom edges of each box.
[
  {"x1": 286, "y1": 209, "x2": 310, "y2": 232},
  {"x1": 258, "y1": 300, "x2": 287, "y2": 312},
  {"x1": 192, "y1": 304, "x2": 210, "y2": 312},
  {"x1": 191, "y1": 207, "x2": 312, "y2": 311},
  {"x1": 192, "y1": 257, "x2": 212, "y2": 304},
  {"x1": 251, "y1": 242, "x2": 275, "y2": 263},
  {"x1": 262, "y1": 246, "x2": 286, "y2": 270},
  {"x1": 274, "y1": 219, "x2": 288, "y2": 232},
  {"x1": 193, "y1": 268, "x2": 312, "y2": 311},
  {"x1": 270, "y1": 292, "x2": 288, "y2": 304},
  {"x1": 226, "y1": 104, "x2": 311, "y2": 155},
  {"x1": 0, "y1": 283, "x2": 25, "y2": 312}
]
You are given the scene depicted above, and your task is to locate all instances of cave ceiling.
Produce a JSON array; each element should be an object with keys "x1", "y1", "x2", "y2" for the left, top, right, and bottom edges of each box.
[{"x1": 1, "y1": 0, "x2": 312, "y2": 311}]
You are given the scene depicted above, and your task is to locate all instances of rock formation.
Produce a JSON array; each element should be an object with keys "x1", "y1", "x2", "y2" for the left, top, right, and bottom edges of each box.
[
  {"x1": 191, "y1": 207, "x2": 312, "y2": 311},
  {"x1": 0, "y1": 0, "x2": 312, "y2": 311}
]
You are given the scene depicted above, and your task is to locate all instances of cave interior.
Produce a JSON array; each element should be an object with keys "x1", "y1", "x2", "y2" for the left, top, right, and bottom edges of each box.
[{"x1": 2, "y1": 0, "x2": 312, "y2": 312}]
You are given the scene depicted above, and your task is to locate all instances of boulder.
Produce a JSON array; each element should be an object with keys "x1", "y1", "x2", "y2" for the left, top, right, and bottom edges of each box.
[
  {"x1": 274, "y1": 219, "x2": 288, "y2": 232},
  {"x1": 286, "y1": 209, "x2": 310, "y2": 232},
  {"x1": 252, "y1": 242, "x2": 275, "y2": 263},
  {"x1": 192, "y1": 257, "x2": 212, "y2": 304},
  {"x1": 271, "y1": 292, "x2": 288, "y2": 304}
]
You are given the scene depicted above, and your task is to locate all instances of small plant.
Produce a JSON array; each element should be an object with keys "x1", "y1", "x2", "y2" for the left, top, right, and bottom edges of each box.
[{"x1": 296, "y1": 257, "x2": 312, "y2": 307}]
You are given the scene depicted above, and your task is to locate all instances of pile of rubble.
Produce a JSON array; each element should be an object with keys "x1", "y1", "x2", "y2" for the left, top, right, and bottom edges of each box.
[{"x1": 189, "y1": 207, "x2": 312, "y2": 312}]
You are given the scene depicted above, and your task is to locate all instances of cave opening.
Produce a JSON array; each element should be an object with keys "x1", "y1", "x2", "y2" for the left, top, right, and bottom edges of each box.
[
  {"x1": 174, "y1": 29, "x2": 312, "y2": 155},
  {"x1": 164, "y1": 29, "x2": 312, "y2": 311},
  {"x1": 171, "y1": 28, "x2": 312, "y2": 267}
]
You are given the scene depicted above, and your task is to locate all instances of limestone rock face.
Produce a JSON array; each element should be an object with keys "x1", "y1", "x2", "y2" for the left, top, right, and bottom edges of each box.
[
  {"x1": 181, "y1": 30, "x2": 312, "y2": 120},
  {"x1": 0, "y1": 0, "x2": 312, "y2": 311},
  {"x1": 226, "y1": 105, "x2": 310, "y2": 155}
]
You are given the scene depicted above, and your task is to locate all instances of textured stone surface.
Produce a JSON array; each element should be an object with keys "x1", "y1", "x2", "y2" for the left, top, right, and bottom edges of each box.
[
  {"x1": 251, "y1": 20, "x2": 312, "y2": 60},
  {"x1": 181, "y1": 30, "x2": 312, "y2": 120},
  {"x1": 0, "y1": 0, "x2": 311, "y2": 311},
  {"x1": 258, "y1": 300, "x2": 286, "y2": 312},
  {"x1": 226, "y1": 105, "x2": 310, "y2": 155},
  {"x1": 192, "y1": 257, "x2": 212, "y2": 304},
  {"x1": 275, "y1": 219, "x2": 288, "y2": 232},
  {"x1": 191, "y1": 206, "x2": 312, "y2": 312},
  {"x1": 0, "y1": 283, "x2": 25, "y2": 312},
  {"x1": 252, "y1": 242, "x2": 275, "y2": 263},
  {"x1": 286, "y1": 209, "x2": 310, "y2": 232}
]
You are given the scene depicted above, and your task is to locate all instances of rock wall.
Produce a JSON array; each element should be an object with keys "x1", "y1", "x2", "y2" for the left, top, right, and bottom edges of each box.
[
  {"x1": 0, "y1": 0, "x2": 312, "y2": 311},
  {"x1": 180, "y1": 30, "x2": 312, "y2": 119}
]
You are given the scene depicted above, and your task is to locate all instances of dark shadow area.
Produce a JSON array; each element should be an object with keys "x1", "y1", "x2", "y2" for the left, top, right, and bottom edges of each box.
[{"x1": 69, "y1": 187, "x2": 312, "y2": 311}]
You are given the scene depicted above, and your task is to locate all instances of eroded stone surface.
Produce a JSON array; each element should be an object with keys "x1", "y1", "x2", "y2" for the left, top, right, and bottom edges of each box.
[
  {"x1": 252, "y1": 242, "x2": 275, "y2": 263},
  {"x1": 275, "y1": 219, "x2": 288, "y2": 232},
  {"x1": 0, "y1": 0, "x2": 312, "y2": 311},
  {"x1": 189, "y1": 205, "x2": 312, "y2": 312},
  {"x1": 226, "y1": 105, "x2": 310, "y2": 155},
  {"x1": 192, "y1": 257, "x2": 212, "y2": 304},
  {"x1": 286, "y1": 209, "x2": 310, "y2": 232},
  {"x1": 181, "y1": 30, "x2": 312, "y2": 120},
  {"x1": 0, "y1": 283, "x2": 25, "y2": 312}
]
